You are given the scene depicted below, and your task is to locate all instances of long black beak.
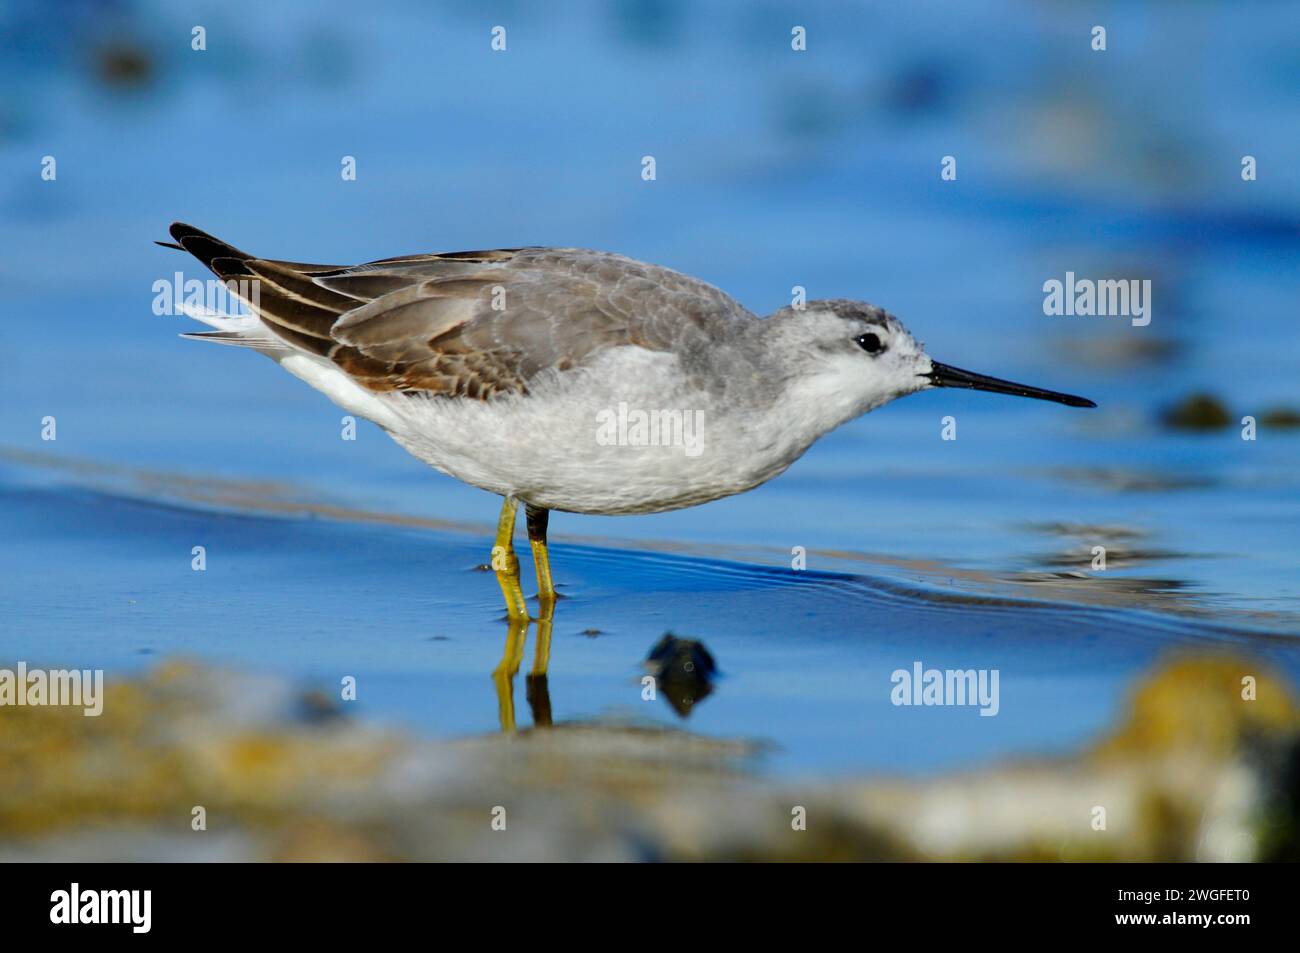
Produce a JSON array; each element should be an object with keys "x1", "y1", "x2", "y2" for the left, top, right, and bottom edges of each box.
[{"x1": 925, "y1": 361, "x2": 1096, "y2": 408}]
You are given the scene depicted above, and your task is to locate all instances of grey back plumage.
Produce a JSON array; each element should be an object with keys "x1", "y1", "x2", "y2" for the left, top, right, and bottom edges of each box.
[{"x1": 168, "y1": 223, "x2": 757, "y2": 400}]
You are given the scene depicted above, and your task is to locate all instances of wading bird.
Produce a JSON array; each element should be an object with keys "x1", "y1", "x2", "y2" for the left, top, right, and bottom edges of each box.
[{"x1": 161, "y1": 223, "x2": 1094, "y2": 723}]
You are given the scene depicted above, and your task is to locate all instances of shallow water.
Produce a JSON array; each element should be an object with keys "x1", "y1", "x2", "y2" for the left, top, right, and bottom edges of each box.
[
  {"x1": 3, "y1": 456, "x2": 1299, "y2": 779},
  {"x1": 2, "y1": 0, "x2": 1299, "y2": 779}
]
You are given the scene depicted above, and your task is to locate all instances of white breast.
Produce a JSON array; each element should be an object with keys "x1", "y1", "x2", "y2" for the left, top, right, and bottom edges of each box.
[{"x1": 276, "y1": 346, "x2": 811, "y2": 515}]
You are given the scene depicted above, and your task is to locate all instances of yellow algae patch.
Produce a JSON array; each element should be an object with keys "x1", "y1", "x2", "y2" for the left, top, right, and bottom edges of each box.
[
  {"x1": 0, "y1": 661, "x2": 395, "y2": 845},
  {"x1": 1, "y1": 654, "x2": 1297, "y2": 861},
  {"x1": 1094, "y1": 655, "x2": 1298, "y2": 761}
]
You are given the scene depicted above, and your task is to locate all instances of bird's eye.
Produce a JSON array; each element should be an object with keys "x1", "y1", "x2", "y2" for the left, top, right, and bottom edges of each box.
[{"x1": 855, "y1": 332, "x2": 884, "y2": 354}]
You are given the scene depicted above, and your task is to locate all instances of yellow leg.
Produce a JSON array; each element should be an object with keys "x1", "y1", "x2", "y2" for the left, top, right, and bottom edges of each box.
[
  {"x1": 524, "y1": 504, "x2": 555, "y2": 726},
  {"x1": 526, "y1": 504, "x2": 556, "y2": 614},
  {"x1": 490, "y1": 497, "x2": 529, "y2": 732},
  {"x1": 493, "y1": 500, "x2": 559, "y2": 732},
  {"x1": 492, "y1": 497, "x2": 528, "y2": 622}
]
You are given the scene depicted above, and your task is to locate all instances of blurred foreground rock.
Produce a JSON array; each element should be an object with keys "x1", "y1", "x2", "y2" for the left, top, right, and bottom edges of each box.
[{"x1": 0, "y1": 656, "x2": 1296, "y2": 861}]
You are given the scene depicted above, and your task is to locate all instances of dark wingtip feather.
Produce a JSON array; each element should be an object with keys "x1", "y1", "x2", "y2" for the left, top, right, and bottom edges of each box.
[
  {"x1": 169, "y1": 221, "x2": 211, "y2": 244},
  {"x1": 208, "y1": 255, "x2": 255, "y2": 278},
  {"x1": 169, "y1": 223, "x2": 253, "y2": 272},
  {"x1": 155, "y1": 240, "x2": 185, "y2": 250}
]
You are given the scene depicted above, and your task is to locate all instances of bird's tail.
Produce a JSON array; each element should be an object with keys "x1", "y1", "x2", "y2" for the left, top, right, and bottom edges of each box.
[
  {"x1": 159, "y1": 221, "x2": 356, "y2": 356},
  {"x1": 158, "y1": 223, "x2": 282, "y2": 349}
]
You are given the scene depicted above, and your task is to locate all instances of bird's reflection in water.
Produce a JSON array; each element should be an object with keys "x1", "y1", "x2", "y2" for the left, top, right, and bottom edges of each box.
[
  {"x1": 644, "y1": 633, "x2": 718, "y2": 718},
  {"x1": 525, "y1": 670, "x2": 552, "y2": 727},
  {"x1": 492, "y1": 622, "x2": 720, "y2": 731},
  {"x1": 492, "y1": 613, "x2": 553, "y2": 732}
]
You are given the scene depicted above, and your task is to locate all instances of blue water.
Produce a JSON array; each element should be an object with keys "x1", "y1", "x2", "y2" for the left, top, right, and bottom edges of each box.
[{"x1": 2, "y1": 0, "x2": 1298, "y2": 776}]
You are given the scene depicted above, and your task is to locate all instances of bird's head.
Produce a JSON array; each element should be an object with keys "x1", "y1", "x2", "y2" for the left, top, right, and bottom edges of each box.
[{"x1": 763, "y1": 299, "x2": 1095, "y2": 431}]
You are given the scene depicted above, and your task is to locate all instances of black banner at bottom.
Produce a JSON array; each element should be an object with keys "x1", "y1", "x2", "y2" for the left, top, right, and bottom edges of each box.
[{"x1": 0, "y1": 861, "x2": 1281, "y2": 939}]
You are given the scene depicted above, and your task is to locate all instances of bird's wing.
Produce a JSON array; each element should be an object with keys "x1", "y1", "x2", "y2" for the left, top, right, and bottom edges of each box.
[{"x1": 167, "y1": 223, "x2": 755, "y2": 399}]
